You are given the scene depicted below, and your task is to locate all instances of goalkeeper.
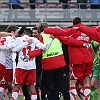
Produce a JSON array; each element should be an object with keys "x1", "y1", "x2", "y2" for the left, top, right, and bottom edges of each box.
[{"x1": 90, "y1": 40, "x2": 100, "y2": 100}]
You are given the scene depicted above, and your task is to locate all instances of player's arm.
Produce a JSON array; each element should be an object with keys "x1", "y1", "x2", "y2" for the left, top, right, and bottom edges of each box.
[
  {"x1": 28, "y1": 49, "x2": 42, "y2": 59},
  {"x1": 56, "y1": 36, "x2": 90, "y2": 48},
  {"x1": 35, "y1": 34, "x2": 54, "y2": 51},
  {"x1": 21, "y1": 48, "x2": 42, "y2": 62},
  {"x1": 91, "y1": 40, "x2": 99, "y2": 48},
  {"x1": 0, "y1": 45, "x2": 9, "y2": 50},
  {"x1": 75, "y1": 23, "x2": 100, "y2": 42},
  {"x1": 0, "y1": 36, "x2": 15, "y2": 50},
  {"x1": 44, "y1": 27, "x2": 76, "y2": 36},
  {"x1": 12, "y1": 39, "x2": 33, "y2": 52},
  {"x1": 0, "y1": 38, "x2": 20, "y2": 50},
  {"x1": 0, "y1": 32, "x2": 14, "y2": 37}
]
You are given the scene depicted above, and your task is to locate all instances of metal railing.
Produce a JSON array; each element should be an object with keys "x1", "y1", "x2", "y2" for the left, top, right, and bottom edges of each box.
[{"x1": 0, "y1": 3, "x2": 100, "y2": 23}]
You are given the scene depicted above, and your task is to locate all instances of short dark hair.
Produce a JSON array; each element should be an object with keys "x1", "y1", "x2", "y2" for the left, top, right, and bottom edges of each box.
[
  {"x1": 6, "y1": 25, "x2": 19, "y2": 33},
  {"x1": 32, "y1": 26, "x2": 37, "y2": 30},
  {"x1": 18, "y1": 26, "x2": 26, "y2": 36},
  {"x1": 73, "y1": 17, "x2": 81, "y2": 25},
  {"x1": 24, "y1": 28, "x2": 32, "y2": 36}
]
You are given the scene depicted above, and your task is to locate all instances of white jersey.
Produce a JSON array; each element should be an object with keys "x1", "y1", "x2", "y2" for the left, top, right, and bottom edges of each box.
[
  {"x1": 0, "y1": 36, "x2": 14, "y2": 67},
  {"x1": 0, "y1": 35, "x2": 53, "y2": 70}
]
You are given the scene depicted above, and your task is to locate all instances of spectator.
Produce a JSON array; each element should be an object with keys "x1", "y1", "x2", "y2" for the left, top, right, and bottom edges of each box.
[
  {"x1": 9, "y1": 0, "x2": 23, "y2": 9},
  {"x1": 8, "y1": 0, "x2": 24, "y2": 21},
  {"x1": 29, "y1": 0, "x2": 47, "y2": 20},
  {"x1": 59, "y1": 0, "x2": 70, "y2": 9},
  {"x1": 77, "y1": 0, "x2": 88, "y2": 19},
  {"x1": 42, "y1": 0, "x2": 47, "y2": 3},
  {"x1": 29, "y1": 0, "x2": 36, "y2": 20},
  {"x1": 77, "y1": 0, "x2": 88, "y2": 9},
  {"x1": 59, "y1": 0, "x2": 71, "y2": 20},
  {"x1": 89, "y1": 0, "x2": 100, "y2": 9}
]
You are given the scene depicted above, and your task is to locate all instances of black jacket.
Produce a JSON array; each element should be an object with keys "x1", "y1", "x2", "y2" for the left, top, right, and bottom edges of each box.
[{"x1": 59, "y1": 0, "x2": 69, "y2": 3}]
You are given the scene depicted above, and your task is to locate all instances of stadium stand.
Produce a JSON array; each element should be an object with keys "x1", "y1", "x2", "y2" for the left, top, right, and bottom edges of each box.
[{"x1": 0, "y1": 0, "x2": 99, "y2": 30}]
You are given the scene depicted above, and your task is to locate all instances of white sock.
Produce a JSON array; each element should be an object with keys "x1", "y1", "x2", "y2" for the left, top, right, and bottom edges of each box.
[
  {"x1": 84, "y1": 86, "x2": 91, "y2": 100},
  {"x1": 31, "y1": 95, "x2": 37, "y2": 100},
  {"x1": 70, "y1": 87, "x2": 77, "y2": 100},
  {"x1": 0, "y1": 87, "x2": 5, "y2": 100},
  {"x1": 12, "y1": 91, "x2": 18, "y2": 100},
  {"x1": 31, "y1": 92, "x2": 37, "y2": 100}
]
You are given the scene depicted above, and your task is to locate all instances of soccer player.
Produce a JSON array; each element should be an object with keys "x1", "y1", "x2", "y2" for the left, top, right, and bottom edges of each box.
[
  {"x1": 0, "y1": 25, "x2": 19, "y2": 100},
  {"x1": 90, "y1": 40, "x2": 100, "y2": 100},
  {"x1": 74, "y1": 21, "x2": 100, "y2": 43},
  {"x1": 0, "y1": 27, "x2": 54, "y2": 100},
  {"x1": 43, "y1": 17, "x2": 94, "y2": 100},
  {"x1": 0, "y1": 31, "x2": 15, "y2": 37}
]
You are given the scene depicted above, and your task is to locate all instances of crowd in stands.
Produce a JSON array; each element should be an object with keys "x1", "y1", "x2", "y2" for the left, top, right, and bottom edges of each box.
[{"x1": 0, "y1": 0, "x2": 100, "y2": 9}]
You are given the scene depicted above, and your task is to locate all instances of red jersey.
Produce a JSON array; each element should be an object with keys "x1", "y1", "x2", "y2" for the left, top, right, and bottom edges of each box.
[
  {"x1": 44, "y1": 27, "x2": 94, "y2": 64},
  {"x1": 75, "y1": 23, "x2": 100, "y2": 43}
]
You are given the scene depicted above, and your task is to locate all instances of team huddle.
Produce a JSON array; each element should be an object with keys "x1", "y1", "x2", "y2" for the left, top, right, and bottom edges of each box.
[{"x1": 0, "y1": 17, "x2": 100, "y2": 100}]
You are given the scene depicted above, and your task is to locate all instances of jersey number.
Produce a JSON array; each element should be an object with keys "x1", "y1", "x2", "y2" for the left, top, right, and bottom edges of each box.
[
  {"x1": 0, "y1": 38, "x2": 6, "y2": 45},
  {"x1": 22, "y1": 46, "x2": 31, "y2": 55}
]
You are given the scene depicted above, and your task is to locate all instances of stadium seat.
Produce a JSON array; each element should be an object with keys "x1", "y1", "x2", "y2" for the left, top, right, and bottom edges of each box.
[
  {"x1": 0, "y1": 4, "x2": 9, "y2": 8},
  {"x1": 47, "y1": 4, "x2": 57, "y2": 8},
  {"x1": 38, "y1": 4, "x2": 47, "y2": 8},
  {"x1": 57, "y1": 4, "x2": 62, "y2": 8},
  {"x1": 70, "y1": 4, "x2": 77, "y2": 8},
  {"x1": 35, "y1": 4, "x2": 38, "y2": 8},
  {"x1": 19, "y1": 4, "x2": 29, "y2": 8},
  {"x1": 87, "y1": 4, "x2": 91, "y2": 8}
]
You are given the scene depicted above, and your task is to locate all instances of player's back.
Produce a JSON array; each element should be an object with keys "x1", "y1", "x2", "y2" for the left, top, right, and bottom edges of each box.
[
  {"x1": 0, "y1": 36, "x2": 14, "y2": 66},
  {"x1": 16, "y1": 35, "x2": 37, "y2": 70}
]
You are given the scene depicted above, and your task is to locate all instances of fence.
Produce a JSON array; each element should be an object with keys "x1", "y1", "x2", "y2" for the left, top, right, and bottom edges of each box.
[{"x1": 0, "y1": 3, "x2": 100, "y2": 24}]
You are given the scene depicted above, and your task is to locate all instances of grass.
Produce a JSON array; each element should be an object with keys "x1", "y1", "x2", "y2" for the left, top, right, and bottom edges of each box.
[{"x1": 5, "y1": 95, "x2": 100, "y2": 100}]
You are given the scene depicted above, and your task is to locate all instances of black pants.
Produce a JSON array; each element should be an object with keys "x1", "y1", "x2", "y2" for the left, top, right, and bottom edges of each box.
[
  {"x1": 77, "y1": 0, "x2": 87, "y2": 9},
  {"x1": 61, "y1": 72, "x2": 70, "y2": 100},
  {"x1": 41, "y1": 67, "x2": 64, "y2": 100},
  {"x1": 35, "y1": 71, "x2": 42, "y2": 100},
  {"x1": 22, "y1": 85, "x2": 31, "y2": 100}
]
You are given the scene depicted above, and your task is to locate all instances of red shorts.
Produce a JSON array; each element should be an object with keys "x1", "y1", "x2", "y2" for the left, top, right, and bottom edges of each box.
[
  {"x1": 70, "y1": 62, "x2": 92, "y2": 85},
  {"x1": 14, "y1": 68, "x2": 36, "y2": 85},
  {"x1": 5, "y1": 69, "x2": 13, "y2": 82},
  {"x1": 0, "y1": 69, "x2": 13, "y2": 90},
  {"x1": 0, "y1": 64, "x2": 6, "y2": 81}
]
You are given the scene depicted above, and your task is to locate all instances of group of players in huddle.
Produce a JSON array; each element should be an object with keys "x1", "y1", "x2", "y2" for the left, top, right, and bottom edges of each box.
[{"x1": 0, "y1": 17, "x2": 99, "y2": 100}]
